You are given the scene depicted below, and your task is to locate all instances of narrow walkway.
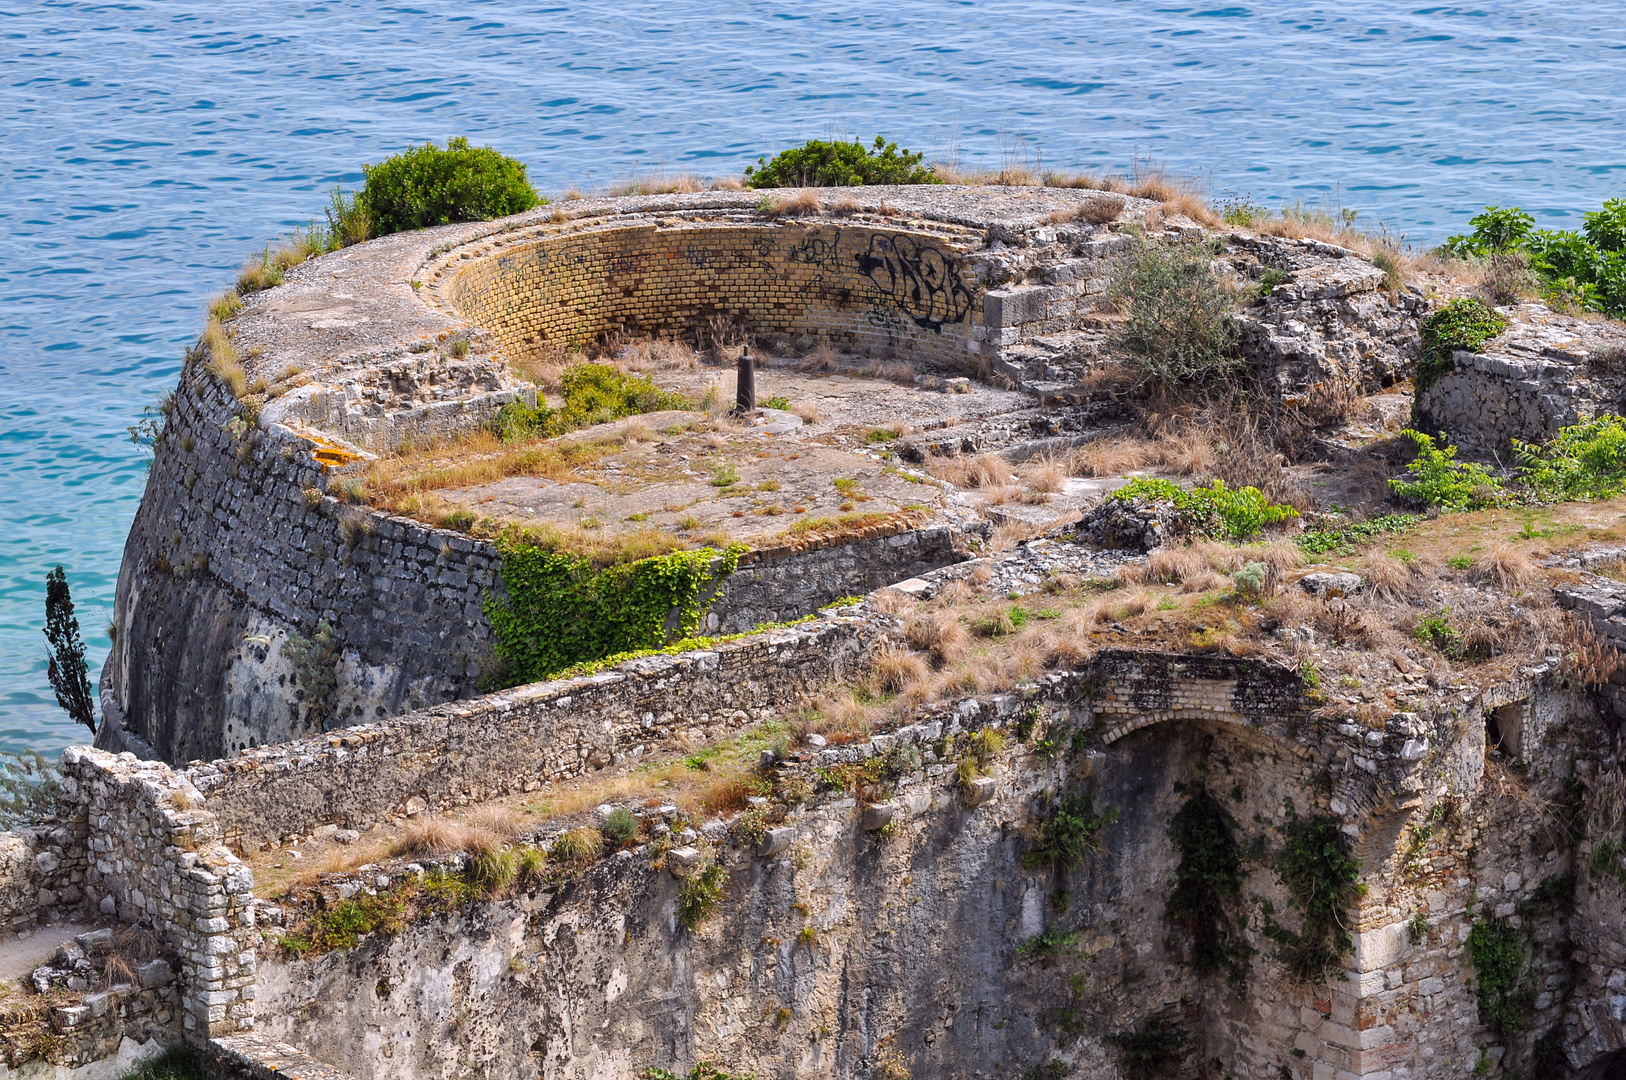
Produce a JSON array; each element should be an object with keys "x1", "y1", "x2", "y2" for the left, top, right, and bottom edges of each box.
[{"x1": 207, "y1": 1034, "x2": 356, "y2": 1080}]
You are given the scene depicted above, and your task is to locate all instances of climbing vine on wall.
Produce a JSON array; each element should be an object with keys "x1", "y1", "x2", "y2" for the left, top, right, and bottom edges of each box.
[
  {"x1": 1467, "y1": 915, "x2": 1536, "y2": 1039},
  {"x1": 1265, "y1": 802, "x2": 1361, "y2": 984},
  {"x1": 484, "y1": 539, "x2": 743, "y2": 687},
  {"x1": 1166, "y1": 788, "x2": 1253, "y2": 986}
]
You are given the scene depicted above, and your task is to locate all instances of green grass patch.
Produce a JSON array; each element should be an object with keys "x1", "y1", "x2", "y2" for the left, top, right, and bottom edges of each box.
[
  {"x1": 495, "y1": 363, "x2": 690, "y2": 442},
  {"x1": 1296, "y1": 513, "x2": 1421, "y2": 555}
]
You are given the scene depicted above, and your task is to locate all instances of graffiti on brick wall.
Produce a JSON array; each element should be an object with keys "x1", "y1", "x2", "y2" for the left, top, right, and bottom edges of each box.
[{"x1": 855, "y1": 234, "x2": 974, "y2": 332}]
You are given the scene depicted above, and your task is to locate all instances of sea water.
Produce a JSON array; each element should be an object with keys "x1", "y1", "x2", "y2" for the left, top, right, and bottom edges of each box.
[{"x1": 2, "y1": 0, "x2": 1622, "y2": 753}]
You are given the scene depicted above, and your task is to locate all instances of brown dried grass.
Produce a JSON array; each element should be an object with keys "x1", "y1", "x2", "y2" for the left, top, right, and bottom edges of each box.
[
  {"x1": 393, "y1": 817, "x2": 466, "y2": 858},
  {"x1": 1471, "y1": 544, "x2": 1533, "y2": 592},
  {"x1": 768, "y1": 190, "x2": 822, "y2": 218},
  {"x1": 466, "y1": 804, "x2": 525, "y2": 842},
  {"x1": 870, "y1": 646, "x2": 930, "y2": 695},
  {"x1": 905, "y1": 613, "x2": 968, "y2": 669},
  {"x1": 1019, "y1": 455, "x2": 1066, "y2": 494},
  {"x1": 926, "y1": 452, "x2": 1012, "y2": 489}
]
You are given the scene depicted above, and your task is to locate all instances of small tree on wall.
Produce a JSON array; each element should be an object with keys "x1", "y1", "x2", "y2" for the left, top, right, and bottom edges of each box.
[{"x1": 43, "y1": 565, "x2": 96, "y2": 733}]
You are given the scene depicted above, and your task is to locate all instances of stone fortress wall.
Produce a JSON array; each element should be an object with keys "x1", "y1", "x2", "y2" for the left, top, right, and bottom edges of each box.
[{"x1": 19, "y1": 607, "x2": 1626, "y2": 1078}]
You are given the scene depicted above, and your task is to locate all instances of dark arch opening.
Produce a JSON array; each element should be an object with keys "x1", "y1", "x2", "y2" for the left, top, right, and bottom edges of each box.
[{"x1": 1581, "y1": 1047, "x2": 1626, "y2": 1080}]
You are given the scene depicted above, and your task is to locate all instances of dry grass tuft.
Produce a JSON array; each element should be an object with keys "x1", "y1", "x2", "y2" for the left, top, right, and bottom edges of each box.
[
  {"x1": 905, "y1": 613, "x2": 968, "y2": 669},
  {"x1": 1019, "y1": 455, "x2": 1066, "y2": 494},
  {"x1": 466, "y1": 804, "x2": 525, "y2": 841},
  {"x1": 1361, "y1": 553, "x2": 1416, "y2": 604},
  {"x1": 710, "y1": 175, "x2": 745, "y2": 191},
  {"x1": 1077, "y1": 194, "x2": 1127, "y2": 224},
  {"x1": 926, "y1": 452, "x2": 1012, "y2": 490},
  {"x1": 790, "y1": 400, "x2": 821, "y2": 424},
  {"x1": 768, "y1": 190, "x2": 823, "y2": 218},
  {"x1": 603, "y1": 172, "x2": 704, "y2": 197},
  {"x1": 870, "y1": 646, "x2": 929, "y2": 695},
  {"x1": 831, "y1": 195, "x2": 862, "y2": 216},
  {"x1": 1471, "y1": 544, "x2": 1533, "y2": 592},
  {"x1": 393, "y1": 817, "x2": 466, "y2": 858}
]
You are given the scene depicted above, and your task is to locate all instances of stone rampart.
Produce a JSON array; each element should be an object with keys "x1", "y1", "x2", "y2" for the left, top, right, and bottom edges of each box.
[
  {"x1": 183, "y1": 608, "x2": 876, "y2": 850},
  {"x1": 51, "y1": 748, "x2": 257, "y2": 1043}
]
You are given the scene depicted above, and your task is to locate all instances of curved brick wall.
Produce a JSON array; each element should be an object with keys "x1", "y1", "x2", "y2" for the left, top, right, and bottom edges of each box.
[{"x1": 433, "y1": 218, "x2": 985, "y2": 367}]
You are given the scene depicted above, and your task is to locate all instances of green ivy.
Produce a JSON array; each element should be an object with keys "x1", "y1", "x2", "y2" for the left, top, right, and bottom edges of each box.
[
  {"x1": 744, "y1": 135, "x2": 938, "y2": 188},
  {"x1": 494, "y1": 363, "x2": 689, "y2": 442},
  {"x1": 1415, "y1": 297, "x2": 1508, "y2": 394},
  {"x1": 1467, "y1": 916, "x2": 1536, "y2": 1038},
  {"x1": 1021, "y1": 791, "x2": 1119, "y2": 872},
  {"x1": 1266, "y1": 804, "x2": 1360, "y2": 984},
  {"x1": 485, "y1": 540, "x2": 742, "y2": 687},
  {"x1": 1389, "y1": 430, "x2": 1504, "y2": 509},
  {"x1": 1109, "y1": 477, "x2": 1299, "y2": 541},
  {"x1": 1166, "y1": 789, "x2": 1252, "y2": 986}
]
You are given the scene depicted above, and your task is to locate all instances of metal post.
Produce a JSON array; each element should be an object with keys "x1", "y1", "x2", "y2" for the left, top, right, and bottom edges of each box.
[{"x1": 735, "y1": 344, "x2": 756, "y2": 414}]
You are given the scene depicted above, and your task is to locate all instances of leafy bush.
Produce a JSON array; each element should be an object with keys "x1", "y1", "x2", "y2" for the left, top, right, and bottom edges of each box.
[
  {"x1": 494, "y1": 363, "x2": 689, "y2": 442},
  {"x1": 361, "y1": 137, "x2": 541, "y2": 235},
  {"x1": 484, "y1": 541, "x2": 741, "y2": 686},
  {"x1": 1389, "y1": 430, "x2": 1503, "y2": 509},
  {"x1": 602, "y1": 807, "x2": 640, "y2": 846},
  {"x1": 1442, "y1": 199, "x2": 1626, "y2": 318},
  {"x1": 120, "y1": 1047, "x2": 209, "y2": 1080},
  {"x1": 1021, "y1": 791, "x2": 1119, "y2": 872},
  {"x1": 1109, "y1": 477, "x2": 1298, "y2": 541},
  {"x1": 1443, "y1": 205, "x2": 1534, "y2": 257},
  {"x1": 1109, "y1": 240, "x2": 1241, "y2": 384},
  {"x1": 1515, "y1": 414, "x2": 1626, "y2": 501},
  {"x1": 745, "y1": 136, "x2": 938, "y2": 188},
  {"x1": 1416, "y1": 609, "x2": 1465, "y2": 660},
  {"x1": 1415, "y1": 297, "x2": 1508, "y2": 393}
]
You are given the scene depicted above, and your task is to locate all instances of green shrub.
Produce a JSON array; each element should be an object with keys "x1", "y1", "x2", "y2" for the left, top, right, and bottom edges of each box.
[
  {"x1": 1515, "y1": 414, "x2": 1626, "y2": 501},
  {"x1": 745, "y1": 136, "x2": 938, "y2": 188},
  {"x1": 484, "y1": 540, "x2": 741, "y2": 686},
  {"x1": 1230, "y1": 561, "x2": 1269, "y2": 597},
  {"x1": 677, "y1": 860, "x2": 727, "y2": 930},
  {"x1": 642, "y1": 1065, "x2": 752, "y2": 1080},
  {"x1": 602, "y1": 807, "x2": 640, "y2": 846},
  {"x1": 1109, "y1": 240, "x2": 1241, "y2": 384},
  {"x1": 1021, "y1": 791, "x2": 1119, "y2": 872},
  {"x1": 1265, "y1": 805, "x2": 1360, "y2": 984},
  {"x1": 361, "y1": 137, "x2": 541, "y2": 235},
  {"x1": 1108, "y1": 477, "x2": 1298, "y2": 541},
  {"x1": 470, "y1": 845, "x2": 519, "y2": 893},
  {"x1": 1415, "y1": 297, "x2": 1508, "y2": 393},
  {"x1": 1443, "y1": 205, "x2": 1535, "y2": 257},
  {"x1": 1440, "y1": 200, "x2": 1626, "y2": 318},
  {"x1": 1416, "y1": 608, "x2": 1465, "y2": 660},
  {"x1": 1388, "y1": 430, "x2": 1503, "y2": 509},
  {"x1": 1467, "y1": 916, "x2": 1535, "y2": 1038}
]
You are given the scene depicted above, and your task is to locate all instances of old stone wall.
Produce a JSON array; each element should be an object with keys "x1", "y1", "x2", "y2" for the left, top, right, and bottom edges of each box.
[
  {"x1": 437, "y1": 220, "x2": 987, "y2": 370},
  {"x1": 183, "y1": 609, "x2": 876, "y2": 851},
  {"x1": 54, "y1": 749, "x2": 257, "y2": 1043},
  {"x1": 105, "y1": 359, "x2": 964, "y2": 766},
  {"x1": 1413, "y1": 301, "x2": 1626, "y2": 454}
]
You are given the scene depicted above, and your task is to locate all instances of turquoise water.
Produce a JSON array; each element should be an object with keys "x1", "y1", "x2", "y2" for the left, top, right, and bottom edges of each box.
[{"x1": 2, "y1": 1, "x2": 1622, "y2": 754}]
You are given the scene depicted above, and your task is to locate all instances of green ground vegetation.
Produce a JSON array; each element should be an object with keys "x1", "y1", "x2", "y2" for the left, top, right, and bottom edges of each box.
[
  {"x1": 1021, "y1": 790, "x2": 1119, "y2": 872},
  {"x1": 1108, "y1": 477, "x2": 1299, "y2": 541},
  {"x1": 494, "y1": 363, "x2": 690, "y2": 441},
  {"x1": 1415, "y1": 297, "x2": 1509, "y2": 395},
  {"x1": 1466, "y1": 915, "x2": 1536, "y2": 1039}
]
